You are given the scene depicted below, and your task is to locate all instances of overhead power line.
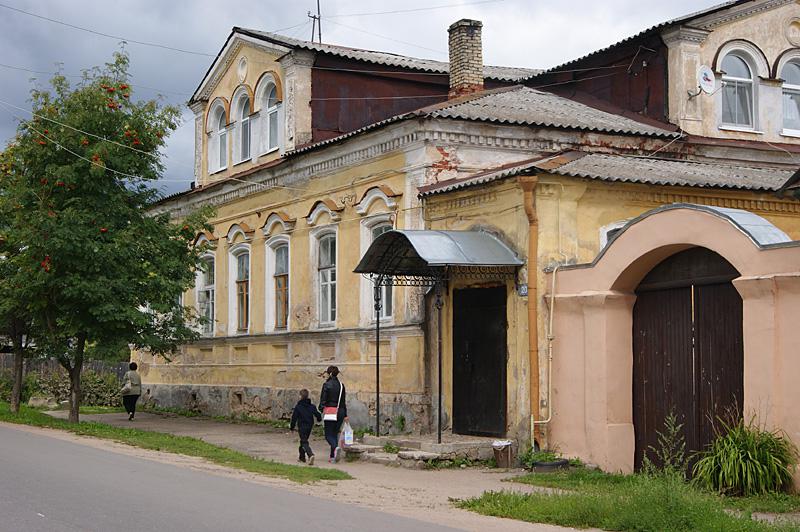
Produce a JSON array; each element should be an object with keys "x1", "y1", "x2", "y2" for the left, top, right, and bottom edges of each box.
[
  {"x1": 328, "y1": 0, "x2": 505, "y2": 18},
  {"x1": 0, "y1": 2, "x2": 215, "y2": 57},
  {"x1": 0, "y1": 62, "x2": 193, "y2": 97}
]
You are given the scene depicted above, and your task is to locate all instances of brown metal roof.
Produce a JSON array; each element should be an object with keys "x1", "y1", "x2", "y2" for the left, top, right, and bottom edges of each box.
[{"x1": 420, "y1": 151, "x2": 794, "y2": 196}]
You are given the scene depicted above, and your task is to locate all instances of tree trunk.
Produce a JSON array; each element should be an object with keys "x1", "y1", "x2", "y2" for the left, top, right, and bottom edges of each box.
[
  {"x1": 10, "y1": 348, "x2": 24, "y2": 414},
  {"x1": 68, "y1": 366, "x2": 81, "y2": 423},
  {"x1": 67, "y1": 333, "x2": 87, "y2": 423}
]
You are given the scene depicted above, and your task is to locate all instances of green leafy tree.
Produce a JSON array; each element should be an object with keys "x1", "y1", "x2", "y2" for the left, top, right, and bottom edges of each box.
[{"x1": 0, "y1": 52, "x2": 210, "y2": 422}]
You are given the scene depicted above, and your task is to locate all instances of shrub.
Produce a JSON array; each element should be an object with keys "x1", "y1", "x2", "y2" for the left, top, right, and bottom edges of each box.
[
  {"x1": 519, "y1": 446, "x2": 560, "y2": 469},
  {"x1": 693, "y1": 417, "x2": 798, "y2": 496},
  {"x1": 642, "y1": 410, "x2": 689, "y2": 478},
  {"x1": 23, "y1": 368, "x2": 121, "y2": 407},
  {"x1": 0, "y1": 369, "x2": 36, "y2": 404}
]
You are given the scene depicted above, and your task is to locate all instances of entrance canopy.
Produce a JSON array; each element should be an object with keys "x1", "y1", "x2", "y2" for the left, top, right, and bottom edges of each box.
[{"x1": 354, "y1": 230, "x2": 523, "y2": 283}]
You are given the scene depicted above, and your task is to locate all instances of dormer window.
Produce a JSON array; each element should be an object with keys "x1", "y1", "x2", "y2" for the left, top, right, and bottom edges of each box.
[
  {"x1": 207, "y1": 102, "x2": 228, "y2": 174},
  {"x1": 782, "y1": 61, "x2": 800, "y2": 132},
  {"x1": 721, "y1": 53, "x2": 754, "y2": 128}
]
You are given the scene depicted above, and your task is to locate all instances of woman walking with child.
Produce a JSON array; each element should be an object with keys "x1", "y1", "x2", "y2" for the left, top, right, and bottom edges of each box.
[{"x1": 318, "y1": 365, "x2": 347, "y2": 463}]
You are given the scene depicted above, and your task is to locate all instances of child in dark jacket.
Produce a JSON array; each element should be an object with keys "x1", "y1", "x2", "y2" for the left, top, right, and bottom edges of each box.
[{"x1": 290, "y1": 389, "x2": 322, "y2": 465}]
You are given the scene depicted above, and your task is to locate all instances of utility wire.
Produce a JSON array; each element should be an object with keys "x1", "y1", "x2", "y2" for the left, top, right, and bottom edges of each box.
[
  {"x1": 0, "y1": 99, "x2": 195, "y2": 170},
  {"x1": 0, "y1": 2, "x2": 215, "y2": 57},
  {"x1": 0, "y1": 62, "x2": 193, "y2": 97},
  {"x1": 328, "y1": 0, "x2": 504, "y2": 18},
  {"x1": 324, "y1": 19, "x2": 446, "y2": 56}
]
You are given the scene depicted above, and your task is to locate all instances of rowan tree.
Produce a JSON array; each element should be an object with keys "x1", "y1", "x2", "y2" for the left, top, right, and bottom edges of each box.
[{"x1": 0, "y1": 52, "x2": 210, "y2": 422}]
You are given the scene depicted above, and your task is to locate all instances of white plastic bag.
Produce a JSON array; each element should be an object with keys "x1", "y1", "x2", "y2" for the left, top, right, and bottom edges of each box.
[{"x1": 342, "y1": 421, "x2": 354, "y2": 446}]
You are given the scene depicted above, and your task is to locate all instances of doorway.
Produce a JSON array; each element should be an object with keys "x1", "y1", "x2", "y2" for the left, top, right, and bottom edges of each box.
[
  {"x1": 452, "y1": 286, "x2": 507, "y2": 436},
  {"x1": 632, "y1": 247, "x2": 743, "y2": 470}
]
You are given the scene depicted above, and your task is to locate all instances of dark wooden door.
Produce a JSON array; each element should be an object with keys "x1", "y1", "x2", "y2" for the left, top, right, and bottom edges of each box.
[
  {"x1": 633, "y1": 248, "x2": 743, "y2": 471},
  {"x1": 452, "y1": 286, "x2": 507, "y2": 437}
]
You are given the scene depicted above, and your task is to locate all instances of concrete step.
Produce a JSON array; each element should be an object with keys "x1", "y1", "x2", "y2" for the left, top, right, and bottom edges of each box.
[
  {"x1": 361, "y1": 435, "x2": 422, "y2": 450},
  {"x1": 362, "y1": 452, "x2": 400, "y2": 466},
  {"x1": 343, "y1": 443, "x2": 383, "y2": 455}
]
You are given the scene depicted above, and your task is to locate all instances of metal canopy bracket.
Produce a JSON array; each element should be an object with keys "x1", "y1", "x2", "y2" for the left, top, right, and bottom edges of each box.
[{"x1": 355, "y1": 230, "x2": 523, "y2": 442}]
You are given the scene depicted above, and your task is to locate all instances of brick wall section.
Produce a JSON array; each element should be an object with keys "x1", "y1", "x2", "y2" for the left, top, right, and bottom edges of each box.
[{"x1": 448, "y1": 19, "x2": 484, "y2": 98}]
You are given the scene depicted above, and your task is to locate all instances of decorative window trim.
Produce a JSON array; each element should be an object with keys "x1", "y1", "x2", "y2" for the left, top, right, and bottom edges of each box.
[
  {"x1": 226, "y1": 222, "x2": 253, "y2": 244},
  {"x1": 360, "y1": 213, "x2": 395, "y2": 327},
  {"x1": 261, "y1": 211, "x2": 296, "y2": 235},
  {"x1": 231, "y1": 86, "x2": 254, "y2": 165},
  {"x1": 265, "y1": 235, "x2": 290, "y2": 333},
  {"x1": 309, "y1": 225, "x2": 338, "y2": 329},
  {"x1": 193, "y1": 231, "x2": 217, "y2": 248},
  {"x1": 718, "y1": 48, "x2": 761, "y2": 131},
  {"x1": 206, "y1": 98, "x2": 229, "y2": 174},
  {"x1": 774, "y1": 48, "x2": 800, "y2": 80},
  {"x1": 714, "y1": 40, "x2": 769, "y2": 78},
  {"x1": 228, "y1": 243, "x2": 251, "y2": 335},
  {"x1": 778, "y1": 55, "x2": 800, "y2": 133},
  {"x1": 355, "y1": 185, "x2": 401, "y2": 216},
  {"x1": 306, "y1": 199, "x2": 343, "y2": 226},
  {"x1": 254, "y1": 73, "x2": 283, "y2": 156},
  {"x1": 196, "y1": 252, "x2": 216, "y2": 336}
]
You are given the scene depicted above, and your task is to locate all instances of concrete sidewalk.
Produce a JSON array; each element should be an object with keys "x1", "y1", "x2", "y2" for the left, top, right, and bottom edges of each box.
[{"x1": 48, "y1": 410, "x2": 586, "y2": 532}]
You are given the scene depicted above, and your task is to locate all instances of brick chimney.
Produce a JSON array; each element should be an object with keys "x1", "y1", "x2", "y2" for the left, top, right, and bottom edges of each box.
[{"x1": 448, "y1": 19, "x2": 484, "y2": 98}]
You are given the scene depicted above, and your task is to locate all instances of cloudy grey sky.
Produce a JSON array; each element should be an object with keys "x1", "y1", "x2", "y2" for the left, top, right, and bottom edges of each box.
[{"x1": 0, "y1": 0, "x2": 724, "y2": 196}]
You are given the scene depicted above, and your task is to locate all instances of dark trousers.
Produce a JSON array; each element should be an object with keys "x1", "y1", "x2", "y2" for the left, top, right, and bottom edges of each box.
[
  {"x1": 324, "y1": 418, "x2": 343, "y2": 458},
  {"x1": 298, "y1": 426, "x2": 313, "y2": 460},
  {"x1": 122, "y1": 395, "x2": 139, "y2": 416}
]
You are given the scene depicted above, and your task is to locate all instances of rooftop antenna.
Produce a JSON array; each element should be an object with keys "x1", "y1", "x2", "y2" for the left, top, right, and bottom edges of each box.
[{"x1": 308, "y1": 0, "x2": 322, "y2": 43}]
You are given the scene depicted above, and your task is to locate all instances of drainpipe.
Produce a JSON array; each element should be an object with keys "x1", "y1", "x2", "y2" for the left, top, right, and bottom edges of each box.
[{"x1": 518, "y1": 174, "x2": 540, "y2": 448}]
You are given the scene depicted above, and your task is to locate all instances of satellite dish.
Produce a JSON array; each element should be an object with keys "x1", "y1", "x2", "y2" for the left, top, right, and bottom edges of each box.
[{"x1": 698, "y1": 65, "x2": 715, "y2": 94}]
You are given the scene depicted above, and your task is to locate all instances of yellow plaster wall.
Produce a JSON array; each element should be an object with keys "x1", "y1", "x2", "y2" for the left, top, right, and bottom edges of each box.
[{"x1": 146, "y1": 151, "x2": 428, "y2": 404}]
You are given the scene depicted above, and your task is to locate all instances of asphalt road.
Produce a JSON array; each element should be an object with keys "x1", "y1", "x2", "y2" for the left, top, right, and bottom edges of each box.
[{"x1": 0, "y1": 424, "x2": 458, "y2": 532}]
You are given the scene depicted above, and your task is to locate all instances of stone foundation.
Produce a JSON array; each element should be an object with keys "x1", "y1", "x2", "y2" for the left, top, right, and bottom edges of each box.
[{"x1": 141, "y1": 383, "x2": 432, "y2": 434}]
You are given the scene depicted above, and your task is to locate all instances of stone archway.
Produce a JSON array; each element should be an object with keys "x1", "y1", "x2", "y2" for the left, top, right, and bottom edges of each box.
[
  {"x1": 632, "y1": 247, "x2": 743, "y2": 470},
  {"x1": 546, "y1": 204, "x2": 800, "y2": 474}
]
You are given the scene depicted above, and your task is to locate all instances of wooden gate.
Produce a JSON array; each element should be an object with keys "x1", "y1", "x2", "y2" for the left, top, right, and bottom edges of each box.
[
  {"x1": 452, "y1": 286, "x2": 507, "y2": 437},
  {"x1": 633, "y1": 248, "x2": 743, "y2": 470}
]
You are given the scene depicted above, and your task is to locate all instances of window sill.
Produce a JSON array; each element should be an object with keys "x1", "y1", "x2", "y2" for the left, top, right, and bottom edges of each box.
[
  {"x1": 316, "y1": 323, "x2": 337, "y2": 330},
  {"x1": 781, "y1": 129, "x2": 800, "y2": 139},
  {"x1": 258, "y1": 147, "x2": 280, "y2": 157},
  {"x1": 233, "y1": 158, "x2": 251, "y2": 167},
  {"x1": 210, "y1": 166, "x2": 228, "y2": 175},
  {"x1": 718, "y1": 125, "x2": 763, "y2": 134}
]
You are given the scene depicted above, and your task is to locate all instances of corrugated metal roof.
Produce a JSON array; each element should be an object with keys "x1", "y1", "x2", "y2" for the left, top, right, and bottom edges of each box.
[
  {"x1": 354, "y1": 230, "x2": 523, "y2": 276},
  {"x1": 237, "y1": 28, "x2": 540, "y2": 82},
  {"x1": 424, "y1": 86, "x2": 676, "y2": 136},
  {"x1": 288, "y1": 86, "x2": 677, "y2": 156},
  {"x1": 551, "y1": 153, "x2": 792, "y2": 191}
]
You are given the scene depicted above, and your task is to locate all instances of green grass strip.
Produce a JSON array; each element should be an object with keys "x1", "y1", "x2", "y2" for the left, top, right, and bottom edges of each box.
[
  {"x1": 458, "y1": 471, "x2": 800, "y2": 531},
  {"x1": 0, "y1": 402, "x2": 350, "y2": 484}
]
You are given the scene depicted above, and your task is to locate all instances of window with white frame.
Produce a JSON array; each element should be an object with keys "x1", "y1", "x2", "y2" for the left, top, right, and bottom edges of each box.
[
  {"x1": 274, "y1": 244, "x2": 289, "y2": 329},
  {"x1": 782, "y1": 61, "x2": 800, "y2": 132},
  {"x1": 197, "y1": 256, "x2": 215, "y2": 335},
  {"x1": 235, "y1": 251, "x2": 250, "y2": 332},
  {"x1": 318, "y1": 234, "x2": 336, "y2": 325},
  {"x1": 207, "y1": 105, "x2": 228, "y2": 173},
  {"x1": 721, "y1": 53, "x2": 755, "y2": 128},
  {"x1": 237, "y1": 95, "x2": 251, "y2": 163},
  {"x1": 262, "y1": 83, "x2": 279, "y2": 153},
  {"x1": 371, "y1": 224, "x2": 393, "y2": 319}
]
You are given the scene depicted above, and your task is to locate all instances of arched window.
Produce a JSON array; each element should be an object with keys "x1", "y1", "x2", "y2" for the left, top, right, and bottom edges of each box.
[
  {"x1": 237, "y1": 95, "x2": 251, "y2": 162},
  {"x1": 207, "y1": 103, "x2": 228, "y2": 173},
  {"x1": 197, "y1": 256, "x2": 215, "y2": 335},
  {"x1": 228, "y1": 248, "x2": 250, "y2": 333},
  {"x1": 721, "y1": 53, "x2": 754, "y2": 128},
  {"x1": 371, "y1": 223, "x2": 393, "y2": 319},
  {"x1": 274, "y1": 244, "x2": 289, "y2": 329},
  {"x1": 782, "y1": 61, "x2": 800, "y2": 132},
  {"x1": 262, "y1": 83, "x2": 278, "y2": 151},
  {"x1": 318, "y1": 234, "x2": 336, "y2": 325}
]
